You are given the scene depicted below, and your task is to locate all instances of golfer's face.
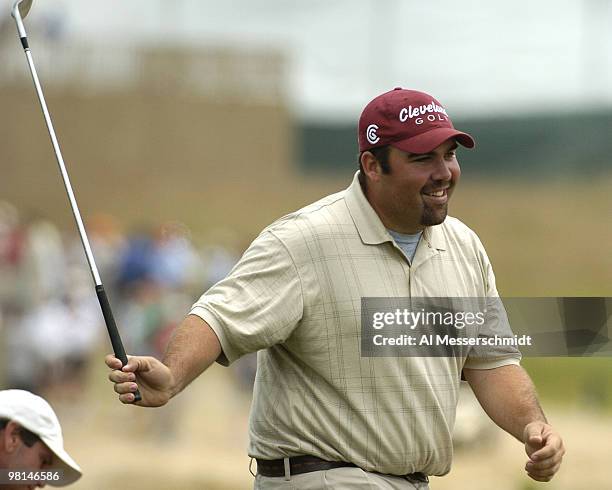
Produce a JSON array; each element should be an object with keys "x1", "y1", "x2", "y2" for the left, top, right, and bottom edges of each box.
[
  {"x1": 5, "y1": 440, "x2": 53, "y2": 489},
  {"x1": 381, "y1": 139, "x2": 460, "y2": 232}
]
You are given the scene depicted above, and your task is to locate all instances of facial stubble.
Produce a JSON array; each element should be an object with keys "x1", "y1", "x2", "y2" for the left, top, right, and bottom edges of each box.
[{"x1": 420, "y1": 199, "x2": 449, "y2": 227}]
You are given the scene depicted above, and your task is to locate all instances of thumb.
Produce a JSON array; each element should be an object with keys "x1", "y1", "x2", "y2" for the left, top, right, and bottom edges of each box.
[
  {"x1": 524, "y1": 423, "x2": 545, "y2": 450},
  {"x1": 528, "y1": 433, "x2": 543, "y2": 446},
  {"x1": 121, "y1": 355, "x2": 144, "y2": 373}
]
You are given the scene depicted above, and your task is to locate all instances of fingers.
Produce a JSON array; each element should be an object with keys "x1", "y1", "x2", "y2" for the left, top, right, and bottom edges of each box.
[
  {"x1": 104, "y1": 354, "x2": 171, "y2": 407},
  {"x1": 104, "y1": 354, "x2": 122, "y2": 370},
  {"x1": 530, "y1": 445, "x2": 556, "y2": 461},
  {"x1": 530, "y1": 434, "x2": 565, "y2": 462},
  {"x1": 108, "y1": 368, "x2": 135, "y2": 384},
  {"x1": 105, "y1": 354, "x2": 142, "y2": 405},
  {"x1": 525, "y1": 431, "x2": 565, "y2": 482},
  {"x1": 526, "y1": 454, "x2": 561, "y2": 472},
  {"x1": 113, "y1": 381, "x2": 139, "y2": 395},
  {"x1": 118, "y1": 392, "x2": 138, "y2": 404},
  {"x1": 111, "y1": 376, "x2": 140, "y2": 405},
  {"x1": 527, "y1": 461, "x2": 562, "y2": 482},
  {"x1": 113, "y1": 380, "x2": 138, "y2": 394},
  {"x1": 104, "y1": 354, "x2": 142, "y2": 373}
]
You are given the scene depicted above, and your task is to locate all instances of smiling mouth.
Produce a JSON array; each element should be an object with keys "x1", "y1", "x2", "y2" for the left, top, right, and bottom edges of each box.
[{"x1": 422, "y1": 187, "x2": 449, "y2": 198}]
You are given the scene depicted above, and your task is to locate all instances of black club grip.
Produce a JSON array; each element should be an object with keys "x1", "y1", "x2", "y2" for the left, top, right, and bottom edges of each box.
[{"x1": 96, "y1": 284, "x2": 142, "y2": 403}]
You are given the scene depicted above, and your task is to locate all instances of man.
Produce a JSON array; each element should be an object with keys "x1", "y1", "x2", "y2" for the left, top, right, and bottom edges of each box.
[
  {"x1": 106, "y1": 88, "x2": 565, "y2": 488},
  {"x1": 0, "y1": 390, "x2": 82, "y2": 489}
]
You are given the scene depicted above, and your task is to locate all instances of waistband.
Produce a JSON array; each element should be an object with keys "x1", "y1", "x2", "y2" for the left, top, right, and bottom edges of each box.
[{"x1": 255, "y1": 455, "x2": 429, "y2": 483}]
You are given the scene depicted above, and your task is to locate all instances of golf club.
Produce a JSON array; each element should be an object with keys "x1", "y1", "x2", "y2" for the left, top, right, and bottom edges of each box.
[{"x1": 11, "y1": 0, "x2": 141, "y2": 402}]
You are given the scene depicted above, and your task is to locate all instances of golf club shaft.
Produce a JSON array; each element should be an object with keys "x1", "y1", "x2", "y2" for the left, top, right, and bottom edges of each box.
[
  {"x1": 16, "y1": 19, "x2": 141, "y2": 402},
  {"x1": 24, "y1": 50, "x2": 102, "y2": 287}
]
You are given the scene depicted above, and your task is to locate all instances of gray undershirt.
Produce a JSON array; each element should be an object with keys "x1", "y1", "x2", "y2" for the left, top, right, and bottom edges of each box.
[{"x1": 387, "y1": 229, "x2": 423, "y2": 262}]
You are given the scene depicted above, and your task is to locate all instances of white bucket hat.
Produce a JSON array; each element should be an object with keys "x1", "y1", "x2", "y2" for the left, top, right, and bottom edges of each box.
[{"x1": 0, "y1": 390, "x2": 82, "y2": 486}]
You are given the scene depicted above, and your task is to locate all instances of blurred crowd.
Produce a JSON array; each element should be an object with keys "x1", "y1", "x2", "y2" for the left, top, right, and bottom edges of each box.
[{"x1": 0, "y1": 200, "x2": 247, "y2": 397}]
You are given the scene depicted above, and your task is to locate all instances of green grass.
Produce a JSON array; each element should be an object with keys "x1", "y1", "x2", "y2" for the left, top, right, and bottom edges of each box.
[{"x1": 523, "y1": 358, "x2": 612, "y2": 412}]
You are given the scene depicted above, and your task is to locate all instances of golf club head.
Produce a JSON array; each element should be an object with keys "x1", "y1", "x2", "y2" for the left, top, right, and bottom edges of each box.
[
  {"x1": 11, "y1": 0, "x2": 33, "y2": 41},
  {"x1": 12, "y1": 0, "x2": 33, "y2": 20}
]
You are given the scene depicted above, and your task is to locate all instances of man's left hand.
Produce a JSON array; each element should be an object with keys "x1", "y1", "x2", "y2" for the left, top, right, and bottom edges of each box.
[{"x1": 523, "y1": 421, "x2": 565, "y2": 482}]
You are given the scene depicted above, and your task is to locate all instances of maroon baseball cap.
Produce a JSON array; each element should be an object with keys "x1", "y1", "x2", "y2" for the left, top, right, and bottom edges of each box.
[{"x1": 358, "y1": 88, "x2": 475, "y2": 154}]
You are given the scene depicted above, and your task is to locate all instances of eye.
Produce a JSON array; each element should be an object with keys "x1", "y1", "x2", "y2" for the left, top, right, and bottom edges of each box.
[{"x1": 445, "y1": 151, "x2": 457, "y2": 159}]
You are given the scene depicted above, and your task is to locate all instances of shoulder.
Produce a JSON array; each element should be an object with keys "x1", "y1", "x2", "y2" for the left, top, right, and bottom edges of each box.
[
  {"x1": 437, "y1": 216, "x2": 488, "y2": 253},
  {"x1": 441, "y1": 216, "x2": 479, "y2": 239},
  {"x1": 261, "y1": 189, "x2": 350, "y2": 242}
]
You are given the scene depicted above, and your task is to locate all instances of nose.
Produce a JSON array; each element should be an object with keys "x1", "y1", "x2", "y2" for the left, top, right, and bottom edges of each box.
[{"x1": 431, "y1": 156, "x2": 453, "y2": 182}]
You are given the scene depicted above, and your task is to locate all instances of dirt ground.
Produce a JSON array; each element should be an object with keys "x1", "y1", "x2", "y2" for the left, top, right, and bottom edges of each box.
[{"x1": 43, "y1": 356, "x2": 611, "y2": 490}]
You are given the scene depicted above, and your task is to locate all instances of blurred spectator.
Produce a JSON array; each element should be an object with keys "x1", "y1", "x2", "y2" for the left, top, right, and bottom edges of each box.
[
  {"x1": 5, "y1": 268, "x2": 100, "y2": 396},
  {"x1": 0, "y1": 202, "x2": 23, "y2": 267},
  {"x1": 0, "y1": 202, "x2": 27, "y2": 312},
  {"x1": 0, "y1": 208, "x2": 251, "y2": 402},
  {"x1": 200, "y1": 244, "x2": 238, "y2": 289},
  {"x1": 150, "y1": 221, "x2": 202, "y2": 290},
  {"x1": 69, "y1": 213, "x2": 126, "y2": 290},
  {"x1": 22, "y1": 219, "x2": 67, "y2": 305},
  {"x1": 119, "y1": 278, "x2": 165, "y2": 356},
  {"x1": 116, "y1": 231, "x2": 156, "y2": 291}
]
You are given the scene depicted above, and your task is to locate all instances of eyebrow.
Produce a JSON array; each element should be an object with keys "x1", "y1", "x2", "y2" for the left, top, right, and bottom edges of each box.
[{"x1": 408, "y1": 142, "x2": 458, "y2": 159}]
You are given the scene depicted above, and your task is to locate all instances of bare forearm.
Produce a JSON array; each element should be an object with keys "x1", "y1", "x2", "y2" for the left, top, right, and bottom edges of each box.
[
  {"x1": 463, "y1": 364, "x2": 546, "y2": 442},
  {"x1": 162, "y1": 314, "x2": 222, "y2": 397}
]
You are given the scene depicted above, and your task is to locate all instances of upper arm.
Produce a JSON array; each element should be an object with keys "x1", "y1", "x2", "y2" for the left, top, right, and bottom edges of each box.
[
  {"x1": 189, "y1": 230, "x2": 304, "y2": 365},
  {"x1": 462, "y1": 232, "x2": 521, "y2": 370},
  {"x1": 463, "y1": 364, "x2": 520, "y2": 391},
  {"x1": 183, "y1": 313, "x2": 223, "y2": 361},
  {"x1": 462, "y1": 364, "x2": 526, "y2": 414}
]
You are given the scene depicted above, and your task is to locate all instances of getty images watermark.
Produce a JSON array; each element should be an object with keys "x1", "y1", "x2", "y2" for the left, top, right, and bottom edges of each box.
[
  {"x1": 371, "y1": 306, "x2": 530, "y2": 348},
  {"x1": 361, "y1": 297, "x2": 612, "y2": 358}
]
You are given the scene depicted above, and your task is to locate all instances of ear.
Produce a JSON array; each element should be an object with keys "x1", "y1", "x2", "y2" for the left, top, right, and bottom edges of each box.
[
  {"x1": 2, "y1": 421, "x2": 22, "y2": 453},
  {"x1": 360, "y1": 151, "x2": 383, "y2": 184}
]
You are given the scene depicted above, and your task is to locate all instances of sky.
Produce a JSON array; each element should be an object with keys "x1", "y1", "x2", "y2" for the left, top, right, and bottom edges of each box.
[{"x1": 2, "y1": 0, "x2": 611, "y2": 120}]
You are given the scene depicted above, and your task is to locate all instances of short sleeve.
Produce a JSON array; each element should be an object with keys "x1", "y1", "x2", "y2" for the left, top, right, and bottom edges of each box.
[
  {"x1": 463, "y1": 236, "x2": 522, "y2": 370},
  {"x1": 189, "y1": 230, "x2": 303, "y2": 366}
]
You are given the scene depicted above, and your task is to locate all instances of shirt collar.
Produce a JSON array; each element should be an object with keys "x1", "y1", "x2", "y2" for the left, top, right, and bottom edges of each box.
[
  {"x1": 344, "y1": 171, "x2": 447, "y2": 251},
  {"x1": 344, "y1": 171, "x2": 391, "y2": 245},
  {"x1": 422, "y1": 223, "x2": 446, "y2": 252}
]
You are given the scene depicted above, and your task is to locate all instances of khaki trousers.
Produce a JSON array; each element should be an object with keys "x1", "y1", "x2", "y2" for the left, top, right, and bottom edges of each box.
[{"x1": 254, "y1": 467, "x2": 430, "y2": 490}]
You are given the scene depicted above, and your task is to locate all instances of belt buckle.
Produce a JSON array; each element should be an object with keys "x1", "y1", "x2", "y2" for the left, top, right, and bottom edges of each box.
[{"x1": 405, "y1": 472, "x2": 429, "y2": 484}]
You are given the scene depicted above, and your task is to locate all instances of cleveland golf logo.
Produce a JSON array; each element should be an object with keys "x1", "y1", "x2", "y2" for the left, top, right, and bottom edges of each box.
[
  {"x1": 366, "y1": 124, "x2": 380, "y2": 144},
  {"x1": 399, "y1": 101, "x2": 449, "y2": 126}
]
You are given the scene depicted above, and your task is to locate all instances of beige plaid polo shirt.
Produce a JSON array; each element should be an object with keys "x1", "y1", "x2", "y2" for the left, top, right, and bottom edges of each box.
[{"x1": 190, "y1": 172, "x2": 520, "y2": 476}]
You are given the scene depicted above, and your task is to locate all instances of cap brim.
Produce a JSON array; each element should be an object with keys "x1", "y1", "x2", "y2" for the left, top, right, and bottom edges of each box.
[
  {"x1": 392, "y1": 127, "x2": 475, "y2": 154},
  {"x1": 41, "y1": 436, "x2": 82, "y2": 487}
]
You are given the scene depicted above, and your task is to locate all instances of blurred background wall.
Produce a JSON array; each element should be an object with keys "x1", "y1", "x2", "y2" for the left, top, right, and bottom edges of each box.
[{"x1": 0, "y1": 1, "x2": 610, "y2": 489}]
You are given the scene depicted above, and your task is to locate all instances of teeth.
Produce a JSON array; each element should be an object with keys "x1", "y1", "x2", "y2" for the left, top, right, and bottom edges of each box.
[{"x1": 426, "y1": 190, "x2": 445, "y2": 197}]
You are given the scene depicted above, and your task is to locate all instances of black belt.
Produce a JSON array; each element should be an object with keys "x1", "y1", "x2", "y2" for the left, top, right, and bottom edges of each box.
[{"x1": 255, "y1": 455, "x2": 428, "y2": 483}]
